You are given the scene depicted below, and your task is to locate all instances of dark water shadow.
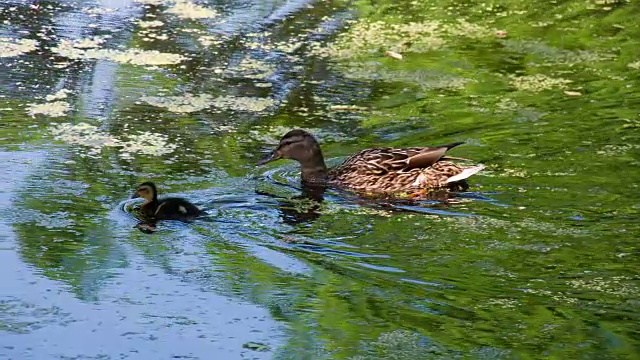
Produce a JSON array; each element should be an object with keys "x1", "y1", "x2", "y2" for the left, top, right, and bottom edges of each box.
[{"x1": 256, "y1": 182, "x2": 327, "y2": 225}]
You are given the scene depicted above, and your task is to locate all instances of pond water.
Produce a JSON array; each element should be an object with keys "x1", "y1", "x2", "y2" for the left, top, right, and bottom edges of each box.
[{"x1": 1, "y1": 0, "x2": 639, "y2": 359}]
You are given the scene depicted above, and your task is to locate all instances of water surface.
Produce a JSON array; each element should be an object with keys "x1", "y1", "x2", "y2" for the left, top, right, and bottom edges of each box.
[{"x1": 1, "y1": 0, "x2": 639, "y2": 359}]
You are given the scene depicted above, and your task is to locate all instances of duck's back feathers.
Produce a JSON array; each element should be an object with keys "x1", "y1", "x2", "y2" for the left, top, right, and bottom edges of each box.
[
  {"x1": 338, "y1": 142, "x2": 465, "y2": 175},
  {"x1": 328, "y1": 142, "x2": 481, "y2": 194}
]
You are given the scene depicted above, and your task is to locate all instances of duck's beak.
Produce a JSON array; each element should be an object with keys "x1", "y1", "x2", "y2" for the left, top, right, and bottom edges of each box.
[
  {"x1": 257, "y1": 150, "x2": 281, "y2": 166},
  {"x1": 131, "y1": 191, "x2": 140, "y2": 199}
]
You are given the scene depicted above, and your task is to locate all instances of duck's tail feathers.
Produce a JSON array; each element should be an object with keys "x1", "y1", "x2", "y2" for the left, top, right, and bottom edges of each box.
[
  {"x1": 443, "y1": 141, "x2": 465, "y2": 151},
  {"x1": 446, "y1": 164, "x2": 485, "y2": 184}
]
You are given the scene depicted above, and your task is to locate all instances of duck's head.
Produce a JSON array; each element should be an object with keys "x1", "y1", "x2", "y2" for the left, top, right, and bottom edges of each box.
[
  {"x1": 132, "y1": 181, "x2": 157, "y2": 203},
  {"x1": 257, "y1": 129, "x2": 324, "y2": 166}
]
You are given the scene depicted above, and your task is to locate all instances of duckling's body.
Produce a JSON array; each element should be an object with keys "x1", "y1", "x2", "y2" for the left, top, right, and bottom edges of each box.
[
  {"x1": 258, "y1": 129, "x2": 484, "y2": 197},
  {"x1": 133, "y1": 182, "x2": 202, "y2": 222}
]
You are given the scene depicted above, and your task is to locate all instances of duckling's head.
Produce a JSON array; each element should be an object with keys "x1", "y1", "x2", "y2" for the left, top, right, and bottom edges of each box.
[
  {"x1": 132, "y1": 181, "x2": 157, "y2": 203},
  {"x1": 257, "y1": 129, "x2": 324, "y2": 166}
]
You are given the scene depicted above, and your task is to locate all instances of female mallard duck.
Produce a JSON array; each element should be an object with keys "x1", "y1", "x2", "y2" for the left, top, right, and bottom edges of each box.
[
  {"x1": 257, "y1": 129, "x2": 484, "y2": 197},
  {"x1": 132, "y1": 181, "x2": 202, "y2": 222}
]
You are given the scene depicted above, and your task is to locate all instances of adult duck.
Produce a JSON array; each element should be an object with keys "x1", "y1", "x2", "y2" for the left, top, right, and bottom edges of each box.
[{"x1": 257, "y1": 129, "x2": 483, "y2": 197}]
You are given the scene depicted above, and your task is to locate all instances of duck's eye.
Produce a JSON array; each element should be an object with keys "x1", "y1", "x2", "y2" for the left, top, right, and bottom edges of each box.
[{"x1": 280, "y1": 138, "x2": 302, "y2": 148}]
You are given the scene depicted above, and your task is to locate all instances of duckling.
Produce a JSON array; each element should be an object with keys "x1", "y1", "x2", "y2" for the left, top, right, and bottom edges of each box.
[
  {"x1": 132, "y1": 181, "x2": 202, "y2": 222},
  {"x1": 257, "y1": 129, "x2": 484, "y2": 198}
]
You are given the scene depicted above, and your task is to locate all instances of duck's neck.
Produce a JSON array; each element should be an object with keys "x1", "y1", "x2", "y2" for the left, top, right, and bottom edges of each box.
[{"x1": 299, "y1": 151, "x2": 328, "y2": 183}]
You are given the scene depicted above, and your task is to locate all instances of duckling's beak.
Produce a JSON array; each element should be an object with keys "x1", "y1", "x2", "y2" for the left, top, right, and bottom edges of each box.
[
  {"x1": 257, "y1": 150, "x2": 281, "y2": 166},
  {"x1": 131, "y1": 191, "x2": 140, "y2": 199}
]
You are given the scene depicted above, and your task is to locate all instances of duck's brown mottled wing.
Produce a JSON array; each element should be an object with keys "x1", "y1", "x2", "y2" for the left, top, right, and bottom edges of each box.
[
  {"x1": 337, "y1": 143, "x2": 463, "y2": 175},
  {"x1": 337, "y1": 148, "x2": 410, "y2": 175}
]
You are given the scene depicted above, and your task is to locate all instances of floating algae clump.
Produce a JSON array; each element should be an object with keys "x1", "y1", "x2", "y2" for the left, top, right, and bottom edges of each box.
[
  {"x1": 50, "y1": 123, "x2": 120, "y2": 155},
  {"x1": 596, "y1": 144, "x2": 640, "y2": 156},
  {"x1": 135, "y1": 0, "x2": 217, "y2": 19},
  {"x1": 137, "y1": 20, "x2": 164, "y2": 28},
  {"x1": 27, "y1": 101, "x2": 72, "y2": 117},
  {"x1": 52, "y1": 40, "x2": 185, "y2": 65},
  {"x1": 314, "y1": 20, "x2": 444, "y2": 59},
  {"x1": 502, "y1": 40, "x2": 614, "y2": 66},
  {"x1": 28, "y1": 89, "x2": 74, "y2": 117},
  {"x1": 224, "y1": 57, "x2": 276, "y2": 80},
  {"x1": 141, "y1": 94, "x2": 214, "y2": 113},
  {"x1": 338, "y1": 62, "x2": 473, "y2": 91},
  {"x1": 50, "y1": 123, "x2": 177, "y2": 158},
  {"x1": 45, "y1": 89, "x2": 72, "y2": 102},
  {"x1": 351, "y1": 330, "x2": 447, "y2": 360},
  {"x1": 509, "y1": 74, "x2": 572, "y2": 92},
  {"x1": 141, "y1": 94, "x2": 275, "y2": 113},
  {"x1": 209, "y1": 96, "x2": 274, "y2": 112},
  {"x1": 197, "y1": 35, "x2": 223, "y2": 47},
  {"x1": 69, "y1": 37, "x2": 106, "y2": 49},
  {"x1": 166, "y1": 0, "x2": 218, "y2": 19},
  {"x1": 0, "y1": 37, "x2": 38, "y2": 57},
  {"x1": 120, "y1": 132, "x2": 178, "y2": 159},
  {"x1": 314, "y1": 19, "x2": 496, "y2": 59},
  {"x1": 628, "y1": 61, "x2": 640, "y2": 70},
  {"x1": 568, "y1": 276, "x2": 638, "y2": 297}
]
